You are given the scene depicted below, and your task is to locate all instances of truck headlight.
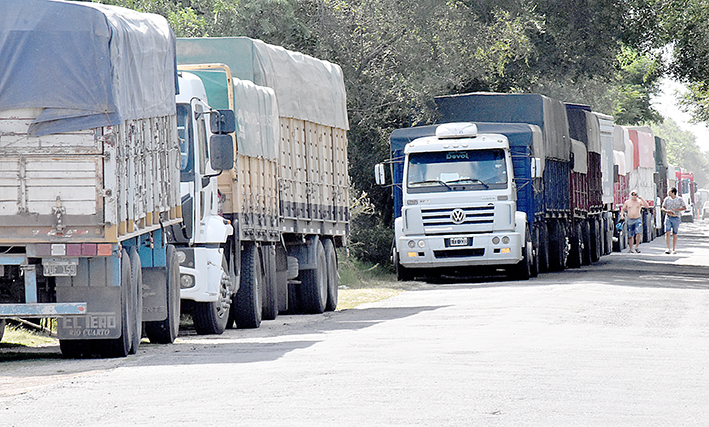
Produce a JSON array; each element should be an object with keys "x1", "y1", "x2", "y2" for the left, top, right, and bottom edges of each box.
[
  {"x1": 502, "y1": 236, "x2": 510, "y2": 244},
  {"x1": 492, "y1": 236, "x2": 500, "y2": 245},
  {"x1": 408, "y1": 240, "x2": 416, "y2": 248},
  {"x1": 417, "y1": 240, "x2": 425, "y2": 248}
]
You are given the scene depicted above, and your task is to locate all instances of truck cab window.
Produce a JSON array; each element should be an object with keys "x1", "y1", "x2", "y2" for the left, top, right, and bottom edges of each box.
[
  {"x1": 195, "y1": 103, "x2": 208, "y2": 175},
  {"x1": 407, "y1": 149, "x2": 508, "y2": 193},
  {"x1": 177, "y1": 103, "x2": 194, "y2": 181}
]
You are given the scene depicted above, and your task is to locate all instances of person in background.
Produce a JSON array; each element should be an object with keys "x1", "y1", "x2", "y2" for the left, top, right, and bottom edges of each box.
[
  {"x1": 620, "y1": 190, "x2": 650, "y2": 253},
  {"x1": 661, "y1": 187, "x2": 686, "y2": 254}
]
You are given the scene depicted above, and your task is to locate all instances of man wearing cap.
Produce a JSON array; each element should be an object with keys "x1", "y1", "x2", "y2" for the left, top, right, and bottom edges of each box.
[
  {"x1": 620, "y1": 191, "x2": 650, "y2": 253},
  {"x1": 661, "y1": 187, "x2": 686, "y2": 254}
]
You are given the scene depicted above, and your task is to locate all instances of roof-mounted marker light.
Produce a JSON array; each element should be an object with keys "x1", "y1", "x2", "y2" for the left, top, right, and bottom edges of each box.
[{"x1": 435, "y1": 123, "x2": 478, "y2": 139}]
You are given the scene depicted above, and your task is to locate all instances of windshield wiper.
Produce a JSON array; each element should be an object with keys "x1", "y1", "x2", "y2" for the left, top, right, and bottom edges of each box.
[
  {"x1": 445, "y1": 178, "x2": 490, "y2": 189},
  {"x1": 409, "y1": 179, "x2": 452, "y2": 190}
]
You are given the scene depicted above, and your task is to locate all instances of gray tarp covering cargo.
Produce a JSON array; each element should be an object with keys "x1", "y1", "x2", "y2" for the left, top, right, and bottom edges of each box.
[
  {"x1": 176, "y1": 37, "x2": 349, "y2": 131},
  {"x1": 233, "y1": 79, "x2": 280, "y2": 160},
  {"x1": 434, "y1": 93, "x2": 570, "y2": 161},
  {"x1": 0, "y1": 0, "x2": 177, "y2": 136}
]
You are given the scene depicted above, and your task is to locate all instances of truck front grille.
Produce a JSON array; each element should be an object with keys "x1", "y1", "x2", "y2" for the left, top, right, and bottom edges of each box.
[{"x1": 422, "y1": 205, "x2": 494, "y2": 234}]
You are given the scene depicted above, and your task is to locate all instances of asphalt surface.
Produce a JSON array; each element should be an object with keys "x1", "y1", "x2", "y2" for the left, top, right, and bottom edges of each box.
[{"x1": 2, "y1": 221, "x2": 709, "y2": 426}]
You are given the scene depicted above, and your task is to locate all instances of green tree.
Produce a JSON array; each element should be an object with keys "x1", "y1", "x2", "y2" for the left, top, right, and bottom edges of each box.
[{"x1": 652, "y1": 118, "x2": 709, "y2": 188}]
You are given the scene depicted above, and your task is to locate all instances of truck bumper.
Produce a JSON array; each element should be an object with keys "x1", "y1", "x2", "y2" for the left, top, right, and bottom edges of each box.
[
  {"x1": 178, "y1": 246, "x2": 226, "y2": 303},
  {"x1": 397, "y1": 232, "x2": 523, "y2": 270}
]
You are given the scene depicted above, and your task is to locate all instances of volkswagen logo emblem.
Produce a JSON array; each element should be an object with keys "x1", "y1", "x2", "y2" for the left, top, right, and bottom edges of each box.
[{"x1": 450, "y1": 208, "x2": 466, "y2": 224}]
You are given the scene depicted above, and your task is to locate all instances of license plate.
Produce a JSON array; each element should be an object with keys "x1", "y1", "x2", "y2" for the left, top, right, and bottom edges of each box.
[
  {"x1": 448, "y1": 237, "x2": 469, "y2": 247},
  {"x1": 43, "y1": 258, "x2": 79, "y2": 277}
]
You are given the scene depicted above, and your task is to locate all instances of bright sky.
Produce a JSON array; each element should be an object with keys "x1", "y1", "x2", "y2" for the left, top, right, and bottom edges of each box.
[{"x1": 651, "y1": 78, "x2": 709, "y2": 152}]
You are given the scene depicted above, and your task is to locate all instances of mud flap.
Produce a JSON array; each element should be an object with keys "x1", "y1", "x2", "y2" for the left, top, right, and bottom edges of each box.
[
  {"x1": 55, "y1": 286, "x2": 122, "y2": 340},
  {"x1": 141, "y1": 267, "x2": 168, "y2": 322}
]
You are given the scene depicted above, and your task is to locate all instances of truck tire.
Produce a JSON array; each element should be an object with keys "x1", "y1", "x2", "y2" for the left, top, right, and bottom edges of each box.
[
  {"x1": 581, "y1": 220, "x2": 591, "y2": 266},
  {"x1": 300, "y1": 238, "x2": 328, "y2": 314},
  {"x1": 261, "y1": 244, "x2": 278, "y2": 321},
  {"x1": 193, "y1": 254, "x2": 231, "y2": 334},
  {"x1": 128, "y1": 247, "x2": 143, "y2": 354},
  {"x1": 0, "y1": 319, "x2": 5, "y2": 342},
  {"x1": 535, "y1": 222, "x2": 549, "y2": 273},
  {"x1": 100, "y1": 248, "x2": 134, "y2": 358},
  {"x1": 589, "y1": 218, "x2": 601, "y2": 262},
  {"x1": 568, "y1": 222, "x2": 582, "y2": 269},
  {"x1": 508, "y1": 226, "x2": 532, "y2": 280},
  {"x1": 323, "y1": 238, "x2": 339, "y2": 311},
  {"x1": 233, "y1": 242, "x2": 262, "y2": 329},
  {"x1": 145, "y1": 244, "x2": 181, "y2": 344},
  {"x1": 548, "y1": 220, "x2": 568, "y2": 272},
  {"x1": 394, "y1": 249, "x2": 414, "y2": 281},
  {"x1": 59, "y1": 339, "x2": 95, "y2": 358}
]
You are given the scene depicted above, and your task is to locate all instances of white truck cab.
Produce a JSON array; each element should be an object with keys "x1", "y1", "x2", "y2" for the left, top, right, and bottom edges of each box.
[
  {"x1": 170, "y1": 72, "x2": 236, "y2": 334},
  {"x1": 382, "y1": 123, "x2": 528, "y2": 280}
]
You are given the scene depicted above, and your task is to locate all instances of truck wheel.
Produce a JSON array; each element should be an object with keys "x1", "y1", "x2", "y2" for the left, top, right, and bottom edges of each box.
[
  {"x1": 508, "y1": 227, "x2": 532, "y2": 280},
  {"x1": 145, "y1": 244, "x2": 181, "y2": 344},
  {"x1": 536, "y1": 222, "x2": 549, "y2": 273},
  {"x1": 261, "y1": 244, "x2": 278, "y2": 321},
  {"x1": 193, "y1": 254, "x2": 231, "y2": 334},
  {"x1": 233, "y1": 242, "x2": 262, "y2": 328},
  {"x1": 0, "y1": 319, "x2": 5, "y2": 342},
  {"x1": 323, "y1": 238, "x2": 339, "y2": 311},
  {"x1": 59, "y1": 339, "x2": 96, "y2": 358},
  {"x1": 581, "y1": 220, "x2": 591, "y2": 266},
  {"x1": 590, "y1": 218, "x2": 601, "y2": 262},
  {"x1": 568, "y1": 223, "x2": 582, "y2": 269},
  {"x1": 101, "y1": 248, "x2": 134, "y2": 358},
  {"x1": 300, "y1": 238, "x2": 327, "y2": 314},
  {"x1": 394, "y1": 249, "x2": 414, "y2": 281},
  {"x1": 548, "y1": 220, "x2": 568, "y2": 271},
  {"x1": 128, "y1": 247, "x2": 143, "y2": 354}
]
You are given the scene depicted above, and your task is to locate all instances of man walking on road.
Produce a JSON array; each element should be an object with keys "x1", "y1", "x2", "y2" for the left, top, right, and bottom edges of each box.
[
  {"x1": 662, "y1": 187, "x2": 686, "y2": 254},
  {"x1": 620, "y1": 190, "x2": 649, "y2": 253}
]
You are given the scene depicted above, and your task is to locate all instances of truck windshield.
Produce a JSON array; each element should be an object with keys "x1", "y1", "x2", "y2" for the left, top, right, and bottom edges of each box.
[
  {"x1": 177, "y1": 103, "x2": 194, "y2": 182},
  {"x1": 407, "y1": 149, "x2": 508, "y2": 193}
]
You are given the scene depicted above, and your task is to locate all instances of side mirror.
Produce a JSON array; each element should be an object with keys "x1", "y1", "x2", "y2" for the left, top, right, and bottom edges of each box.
[
  {"x1": 613, "y1": 164, "x2": 619, "y2": 183},
  {"x1": 530, "y1": 157, "x2": 542, "y2": 179},
  {"x1": 209, "y1": 134, "x2": 234, "y2": 171},
  {"x1": 374, "y1": 163, "x2": 386, "y2": 185},
  {"x1": 210, "y1": 109, "x2": 236, "y2": 134}
]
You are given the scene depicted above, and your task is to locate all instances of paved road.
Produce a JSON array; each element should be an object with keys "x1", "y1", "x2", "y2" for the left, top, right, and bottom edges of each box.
[{"x1": 2, "y1": 222, "x2": 709, "y2": 426}]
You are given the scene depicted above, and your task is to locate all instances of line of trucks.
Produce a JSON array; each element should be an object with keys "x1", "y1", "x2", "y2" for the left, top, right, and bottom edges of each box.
[
  {"x1": 0, "y1": 1, "x2": 348, "y2": 356},
  {"x1": 375, "y1": 93, "x2": 697, "y2": 281}
]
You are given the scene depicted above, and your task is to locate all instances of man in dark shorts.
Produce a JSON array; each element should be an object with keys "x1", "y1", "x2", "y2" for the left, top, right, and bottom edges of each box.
[{"x1": 620, "y1": 190, "x2": 650, "y2": 253}]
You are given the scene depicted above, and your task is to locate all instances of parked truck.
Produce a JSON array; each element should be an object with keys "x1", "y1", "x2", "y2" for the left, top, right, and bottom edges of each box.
[
  {"x1": 377, "y1": 122, "x2": 541, "y2": 280},
  {"x1": 432, "y1": 93, "x2": 573, "y2": 274},
  {"x1": 565, "y1": 104, "x2": 604, "y2": 267},
  {"x1": 174, "y1": 37, "x2": 349, "y2": 325},
  {"x1": 679, "y1": 171, "x2": 697, "y2": 222},
  {"x1": 376, "y1": 92, "x2": 589, "y2": 280},
  {"x1": 625, "y1": 127, "x2": 658, "y2": 242},
  {"x1": 0, "y1": 1, "x2": 237, "y2": 357}
]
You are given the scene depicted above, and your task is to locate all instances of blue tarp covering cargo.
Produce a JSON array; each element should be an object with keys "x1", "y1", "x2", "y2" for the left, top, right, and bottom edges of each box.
[
  {"x1": 434, "y1": 93, "x2": 571, "y2": 216},
  {"x1": 0, "y1": 0, "x2": 177, "y2": 136},
  {"x1": 389, "y1": 123, "x2": 543, "y2": 224}
]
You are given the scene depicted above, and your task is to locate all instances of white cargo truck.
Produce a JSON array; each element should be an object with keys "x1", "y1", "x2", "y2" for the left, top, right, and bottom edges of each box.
[{"x1": 0, "y1": 1, "x2": 234, "y2": 357}]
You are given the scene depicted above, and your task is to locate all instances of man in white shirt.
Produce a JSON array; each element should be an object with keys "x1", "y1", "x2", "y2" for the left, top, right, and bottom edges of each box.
[{"x1": 661, "y1": 187, "x2": 686, "y2": 254}]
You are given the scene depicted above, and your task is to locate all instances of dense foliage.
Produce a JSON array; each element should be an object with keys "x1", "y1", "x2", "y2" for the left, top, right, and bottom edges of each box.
[{"x1": 96, "y1": 0, "x2": 709, "y2": 264}]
